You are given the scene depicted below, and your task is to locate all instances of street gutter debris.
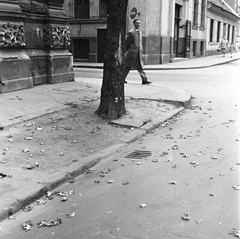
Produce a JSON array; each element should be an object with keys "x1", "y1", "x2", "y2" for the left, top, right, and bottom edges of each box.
[
  {"x1": 169, "y1": 181, "x2": 177, "y2": 185},
  {"x1": 211, "y1": 156, "x2": 218, "y2": 160},
  {"x1": 152, "y1": 159, "x2": 158, "y2": 162},
  {"x1": 195, "y1": 219, "x2": 203, "y2": 224},
  {"x1": 122, "y1": 181, "x2": 129, "y2": 185},
  {"x1": 140, "y1": 204, "x2": 146, "y2": 208},
  {"x1": 172, "y1": 145, "x2": 179, "y2": 150},
  {"x1": 108, "y1": 180, "x2": 114, "y2": 184},
  {"x1": 36, "y1": 199, "x2": 47, "y2": 205}
]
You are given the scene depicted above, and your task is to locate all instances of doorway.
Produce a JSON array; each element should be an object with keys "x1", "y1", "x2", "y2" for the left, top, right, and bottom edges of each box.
[
  {"x1": 97, "y1": 29, "x2": 107, "y2": 63},
  {"x1": 174, "y1": 4, "x2": 182, "y2": 57}
]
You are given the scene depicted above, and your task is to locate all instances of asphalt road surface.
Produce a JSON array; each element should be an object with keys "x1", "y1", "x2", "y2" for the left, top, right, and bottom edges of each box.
[{"x1": 0, "y1": 61, "x2": 239, "y2": 239}]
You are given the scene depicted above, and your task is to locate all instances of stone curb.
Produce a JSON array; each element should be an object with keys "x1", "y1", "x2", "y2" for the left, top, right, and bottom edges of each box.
[{"x1": 0, "y1": 96, "x2": 192, "y2": 222}]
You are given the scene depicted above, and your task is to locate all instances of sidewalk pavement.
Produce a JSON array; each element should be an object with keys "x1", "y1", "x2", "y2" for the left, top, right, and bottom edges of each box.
[
  {"x1": 73, "y1": 52, "x2": 240, "y2": 70},
  {"x1": 0, "y1": 53, "x2": 239, "y2": 223}
]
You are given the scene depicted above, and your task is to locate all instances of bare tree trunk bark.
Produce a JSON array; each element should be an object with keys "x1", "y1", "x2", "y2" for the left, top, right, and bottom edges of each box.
[{"x1": 95, "y1": 0, "x2": 128, "y2": 120}]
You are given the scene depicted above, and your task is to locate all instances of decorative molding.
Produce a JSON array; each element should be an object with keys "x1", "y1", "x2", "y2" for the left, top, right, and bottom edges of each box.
[
  {"x1": 18, "y1": 0, "x2": 48, "y2": 15},
  {"x1": 43, "y1": 25, "x2": 70, "y2": 48},
  {"x1": 0, "y1": 23, "x2": 25, "y2": 48}
]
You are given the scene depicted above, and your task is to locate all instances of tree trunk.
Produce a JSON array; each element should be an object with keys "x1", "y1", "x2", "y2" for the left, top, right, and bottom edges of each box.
[{"x1": 95, "y1": 0, "x2": 128, "y2": 120}]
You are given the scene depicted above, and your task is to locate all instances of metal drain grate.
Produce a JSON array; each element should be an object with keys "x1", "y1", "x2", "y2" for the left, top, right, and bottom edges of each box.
[{"x1": 125, "y1": 150, "x2": 152, "y2": 159}]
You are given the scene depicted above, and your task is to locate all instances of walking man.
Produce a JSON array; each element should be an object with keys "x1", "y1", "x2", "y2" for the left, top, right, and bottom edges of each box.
[
  {"x1": 220, "y1": 37, "x2": 228, "y2": 57},
  {"x1": 123, "y1": 19, "x2": 151, "y2": 85}
]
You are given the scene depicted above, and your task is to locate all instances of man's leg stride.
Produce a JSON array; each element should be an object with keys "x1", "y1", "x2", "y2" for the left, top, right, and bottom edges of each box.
[
  {"x1": 123, "y1": 67, "x2": 130, "y2": 83},
  {"x1": 138, "y1": 69, "x2": 152, "y2": 85}
]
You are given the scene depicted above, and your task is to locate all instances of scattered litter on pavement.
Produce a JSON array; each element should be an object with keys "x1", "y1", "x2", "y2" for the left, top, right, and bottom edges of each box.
[
  {"x1": 180, "y1": 152, "x2": 188, "y2": 158},
  {"x1": 3, "y1": 148, "x2": 10, "y2": 151},
  {"x1": 172, "y1": 145, "x2": 179, "y2": 150},
  {"x1": 232, "y1": 185, "x2": 240, "y2": 190},
  {"x1": 36, "y1": 126, "x2": 43, "y2": 131},
  {"x1": 211, "y1": 156, "x2": 218, "y2": 160},
  {"x1": 169, "y1": 181, "x2": 177, "y2": 185},
  {"x1": 172, "y1": 164, "x2": 177, "y2": 168},
  {"x1": 190, "y1": 161, "x2": 199, "y2": 167},
  {"x1": 8, "y1": 215, "x2": 16, "y2": 220},
  {"x1": 230, "y1": 167, "x2": 234, "y2": 171},
  {"x1": 23, "y1": 205, "x2": 33, "y2": 212},
  {"x1": 113, "y1": 159, "x2": 118, "y2": 161},
  {"x1": 105, "y1": 211, "x2": 112, "y2": 214},
  {"x1": 219, "y1": 174, "x2": 225, "y2": 177},
  {"x1": 7, "y1": 138, "x2": 14, "y2": 143},
  {"x1": 0, "y1": 173, "x2": 12, "y2": 178},
  {"x1": 101, "y1": 168, "x2": 111, "y2": 174},
  {"x1": 24, "y1": 122, "x2": 34, "y2": 127},
  {"x1": 22, "y1": 220, "x2": 33, "y2": 231},
  {"x1": 94, "y1": 180, "x2": 100, "y2": 183},
  {"x1": 122, "y1": 181, "x2": 129, "y2": 185},
  {"x1": 36, "y1": 199, "x2": 47, "y2": 205},
  {"x1": 37, "y1": 218, "x2": 62, "y2": 227},
  {"x1": 61, "y1": 197, "x2": 68, "y2": 202},
  {"x1": 108, "y1": 180, "x2": 114, "y2": 184},
  {"x1": 195, "y1": 219, "x2": 203, "y2": 224},
  {"x1": 46, "y1": 191, "x2": 54, "y2": 200},
  {"x1": 22, "y1": 162, "x2": 40, "y2": 170},
  {"x1": 84, "y1": 169, "x2": 94, "y2": 174},
  {"x1": 137, "y1": 162, "x2": 141, "y2": 165},
  {"x1": 22, "y1": 148, "x2": 30, "y2": 153},
  {"x1": 24, "y1": 136, "x2": 34, "y2": 140},
  {"x1": 152, "y1": 159, "x2": 158, "y2": 163},
  {"x1": 229, "y1": 228, "x2": 240, "y2": 237},
  {"x1": 182, "y1": 213, "x2": 190, "y2": 220},
  {"x1": 209, "y1": 193, "x2": 214, "y2": 197},
  {"x1": 60, "y1": 152, "x2": 64, "y2": 156},
  {"x1": 66, "y1": 212, "x2": 75, "y2": 218},
  {"x1": 140, "y1": 204, "x2": 146, "y2": 208},
  {"x1": 64, "y1": 126, "x2": 72, "y2": 130},
  {"x1": 69, "y1": 179, "x2": 75, "y2": 183}
]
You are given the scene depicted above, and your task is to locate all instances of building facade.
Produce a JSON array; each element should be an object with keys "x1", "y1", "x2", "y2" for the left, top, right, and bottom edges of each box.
[{"x1": 65, "y1": 0, "x2": 239, "y2": 64}]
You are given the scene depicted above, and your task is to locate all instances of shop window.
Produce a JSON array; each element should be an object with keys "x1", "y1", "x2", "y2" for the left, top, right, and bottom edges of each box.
[
  {"x1": 227, "y1": 24, "x2": 231, "y2": 41},
  {"x1": 75, "y1": 0, "x2": 89, "y2": 19}
]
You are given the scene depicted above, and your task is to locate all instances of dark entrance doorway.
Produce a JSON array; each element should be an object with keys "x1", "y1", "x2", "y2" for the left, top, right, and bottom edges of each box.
[
  {"x1": 174, "y1": 4, "x2": 182, "y2": 57},
  {"x1": 97, "y1": 29, "x2": 107, "y2": 63},
  {"x1": 73, "y1": 39, "x2": 89, "y2": 60}
]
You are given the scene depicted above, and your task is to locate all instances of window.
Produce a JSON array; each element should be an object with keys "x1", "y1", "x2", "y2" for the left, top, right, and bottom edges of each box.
[
  {"x1": 232, "y1": 26, "x2": 235, "y2": 43},
  {"x1": 99, "y1": 0, "x2": 107, "y2": 19},
  {"x1": 75, "y1": 0, "x2": 89, "y2": 19},
  {"x1": 209, "y1": 19, "x2": 214, "y2": 42},
  {"x1": 193, "y1": 0, "x2": 199, "y2": 26},
  {"x1": 227, "y1": 24, "x2": 231, "y2": 41},
  {"x1": 217, "y1": 21, "x2": 221, "y2": 42},
  {"x1": 200, "y1": 0, "x2": 206, "y2": 27},
  {"x1": 223, "y1": 23, "x2": 226, "y2": 38}
]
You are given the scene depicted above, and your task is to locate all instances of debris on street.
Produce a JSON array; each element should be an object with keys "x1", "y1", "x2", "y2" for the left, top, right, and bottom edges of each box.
[
  {"x1": 232, "y1": 185, "x2": 240, "y2": 190},
  {"x1": 140, "y1": 204, "x2": 146, "y2": 208},
  {"x1": 169, "y1": 181, "x2": 177, "y2": 185},
  {"x1": 182, "y1": 213, "x2": 191, "y2": 220},
  {"x1": 22, "y1": 220, "x2": 33, "y2": 231},
  {"x1": 37, "y1": 218, "x2": 62, "y2": 227},
  {"x1": 66, "y1": 212, "x2": 76, "y2": 218},
  {"x1": 0, "y1": 172, "x2": 12, "y2": 178},
  {"x1": 22, "y1": 162, "x2": 40, "y2": 170},
  {"x1": 229, "y1": 228, "x2": 240, "y2": 238}
]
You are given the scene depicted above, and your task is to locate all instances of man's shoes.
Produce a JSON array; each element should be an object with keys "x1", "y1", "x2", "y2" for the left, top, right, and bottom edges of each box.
[
  {"x1": 142, "y1": 80, "x2": 152, "y2": 85},
  {"x1": 124, "y1": 81, "x2": 128, "y2": 83}
]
